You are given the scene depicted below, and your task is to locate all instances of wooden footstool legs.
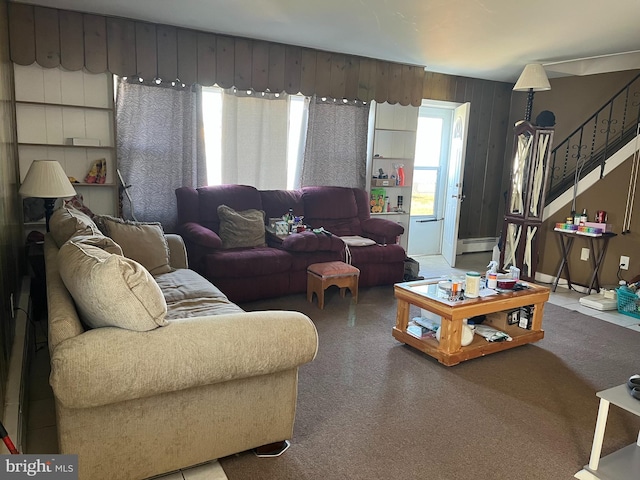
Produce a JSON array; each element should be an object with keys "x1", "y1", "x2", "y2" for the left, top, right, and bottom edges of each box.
[{"x1": 307, "y1": 261, "x2": 360, "y2": 309}]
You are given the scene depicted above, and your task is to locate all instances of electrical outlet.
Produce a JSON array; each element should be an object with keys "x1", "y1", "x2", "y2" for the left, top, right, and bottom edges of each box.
[
  {"x1": 580, "y1": 248, "x2": 589, "y2": 261},
  {"x1": 620, "y1": 255, "x2": 630, "y2": 270},
  {"x1": 9, "y1": 293, "x2": 14, "y2": 318}
]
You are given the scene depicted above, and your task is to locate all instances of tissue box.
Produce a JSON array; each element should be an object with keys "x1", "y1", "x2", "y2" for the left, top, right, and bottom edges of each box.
[{"x1": 274, "y1": 221, "x2": 288, "y2": 235}]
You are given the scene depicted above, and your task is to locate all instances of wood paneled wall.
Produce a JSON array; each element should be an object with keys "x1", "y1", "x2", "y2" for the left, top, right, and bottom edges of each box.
[
  {"x1": 8, "y1": 3, "x2": 426, "y2": 106},
  {"x1": 0, "y1": 0, "x2": 22, "y2": 417},
  {"x1": 423, "y1": 72, "x2": 513, "y2": 240},
  {"x1": 8, "y1": 3, "x2": 515, "y2": 241}
]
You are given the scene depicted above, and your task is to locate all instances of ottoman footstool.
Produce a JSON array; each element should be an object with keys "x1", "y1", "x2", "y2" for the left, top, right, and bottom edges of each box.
[{"x1": 307, "y1": 261, "x2": 360, "y2": 309}]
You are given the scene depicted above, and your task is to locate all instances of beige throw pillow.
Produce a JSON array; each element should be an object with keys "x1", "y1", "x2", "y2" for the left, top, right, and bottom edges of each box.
[
  {"x1": 217, "y1": 204, "x2": 266, "y2": 249},
  {"x1": 49, "y1": 206, "x2": 102, "y2": 248},
  {"x1": 97, "y1": 216, "x2": 171, "y2": 275},
  {"x1": 58, "y1": 237, "x2": 167, "y2": 331},
  {"x1": 69, "y1": 234, "x2": 123, "y2": 256}
]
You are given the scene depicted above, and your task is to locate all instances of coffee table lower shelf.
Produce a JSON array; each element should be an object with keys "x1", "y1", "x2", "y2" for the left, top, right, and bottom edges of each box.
[{"x1": 392, "y1": 327, "x2": 544, "y2": 366}]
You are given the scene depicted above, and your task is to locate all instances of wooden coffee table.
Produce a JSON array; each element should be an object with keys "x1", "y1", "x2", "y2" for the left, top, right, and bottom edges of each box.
[{"x1": 393, "y1": 278, "x2": 550, "y2": 366}]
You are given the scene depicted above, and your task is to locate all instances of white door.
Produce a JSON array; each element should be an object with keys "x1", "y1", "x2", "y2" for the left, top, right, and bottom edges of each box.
[
  {"x1": 407, "y1": 106, "x2": 452, "y2": 256},
  {"x1": 441, "y1": 102, "x2": 470, "y2": 267}
]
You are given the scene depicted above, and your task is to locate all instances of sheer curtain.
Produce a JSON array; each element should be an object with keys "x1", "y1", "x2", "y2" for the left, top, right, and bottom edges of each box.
[
  {"x1": 299, "y1": 96, "x2": 370, "y2": 188},
  {"x1": 116, "y1": 79, "x2": 206, "y2": 232},
  {"x1": 221, "y1": 90, "x2": 289, "y2": 189}
]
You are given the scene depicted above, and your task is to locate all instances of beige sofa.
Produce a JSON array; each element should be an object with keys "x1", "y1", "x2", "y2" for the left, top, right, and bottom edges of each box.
[{"x1": 44, "y1": 207, "x2": 318, "y2": 480}]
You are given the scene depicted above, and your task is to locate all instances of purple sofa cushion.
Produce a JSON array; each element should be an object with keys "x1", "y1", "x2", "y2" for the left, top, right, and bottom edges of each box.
[
  {"x1": 281, "y1": 231, "x2": 345, "y2": 252},
  {"x1": 301, "y1": 186, "x2": 362, "y2": 236},
  {"x1": 260, "y1": 190, "x2": 304, "y2": 220},
  {"x1": 204, "y1": 247, "x2": 291, "y2": 278},
  {"x1": 197, "y1": 185, "x2": 263, "y2": 233}
]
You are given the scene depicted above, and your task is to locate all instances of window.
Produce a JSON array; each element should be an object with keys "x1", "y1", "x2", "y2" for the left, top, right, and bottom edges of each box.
[
  {"x1": 202, "y1": 86, "x2": 306, "y2": 189},
  {"x1": 411, "y1": 106, "x2": 453, "y2": 217}
]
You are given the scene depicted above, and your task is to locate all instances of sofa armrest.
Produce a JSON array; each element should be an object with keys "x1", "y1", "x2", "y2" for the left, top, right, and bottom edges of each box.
[
  {"x1": 360, "y1": 217, "x2": 405, "y2": 244},
  {"x1": 177, "y1": 221, "x2": 222, "y2": 249},
  {"x1": 50, "y1": 311, "x2": 318, "y2": 409},
  {"x1": 165, "y1": 234, "x2": 188, "y2": 269}
]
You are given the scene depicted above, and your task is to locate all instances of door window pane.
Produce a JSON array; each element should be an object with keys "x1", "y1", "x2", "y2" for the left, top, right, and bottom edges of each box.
[
  {"x1": 411, "y1": 169, "x2": 437, "y2": 216},
  {"x1": 414, "y1": 117, "x2": 443, "y2": 167}
]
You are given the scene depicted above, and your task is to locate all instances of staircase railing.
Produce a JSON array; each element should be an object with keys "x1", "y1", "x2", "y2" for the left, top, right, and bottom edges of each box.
[{"x1": 547, "y1": 72, "x2": 640, "y2": 204}]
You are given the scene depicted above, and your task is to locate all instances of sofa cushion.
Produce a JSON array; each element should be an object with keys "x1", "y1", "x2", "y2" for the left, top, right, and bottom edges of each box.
[
  {"x1": 67, "y1": 234, "x2": 123, "y2": 255},
  {"x1": 97, "y1": 215, "x2": 172, "y2": 275},
  {"x1": 281, "y1": 230, "x2": 345, "y2": 252},
  {"x1": 154, "y1": 269, "x2": 244, "y2": 319},
  {"x1": 259, "y1": 189, "x2": 305, "y2": 219},
  {"x1": 205, "y1": 247, "x2": 292, "y2": 278},
  {"x1": 58, "y1": 237, "x2": 168, "y2": 331},
  {"x1": 302, "y1": 186, "x2": 362, "y2": 235},
  {"x1": 217, "y1": 204, "x2": 266, "y2": 249},
  {"x1": 49, "y1": 206, "x2": 102, "y2": 248},
  {"x1": 197, "y1": 184, "x2": 263, "y2": 233}
]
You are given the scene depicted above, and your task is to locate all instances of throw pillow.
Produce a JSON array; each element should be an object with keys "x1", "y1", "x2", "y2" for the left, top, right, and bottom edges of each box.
[
  {"x1": 340, "y1": 235, "x2": 377, "y2": 247},
  {"x1": 58, "y1": 237, "x2": 168, "y2": 331},
  {"x1": 63, "y1": 194, "x2": 95, "y2": 218},
  {"x1": 97, "y1": 215, "x2": 171, "y2": 275},
  {"x1": 70, "y1": 234, "x2": 123, "y2": 256},
  {"x1": 217, "y1": 204, "x2": 266, "y2": 249},
  {"x1": 49, "y1": 206, "x2": 102, "y2": 248}
]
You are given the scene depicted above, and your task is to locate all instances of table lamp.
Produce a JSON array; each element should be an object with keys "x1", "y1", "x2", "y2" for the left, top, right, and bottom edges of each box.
[
  {"x1": 19, "y1": 160, "x2": 77, "y2": 232},
  {"x1": 513, "y1": 64, "x2": 551, "y2": 122}
]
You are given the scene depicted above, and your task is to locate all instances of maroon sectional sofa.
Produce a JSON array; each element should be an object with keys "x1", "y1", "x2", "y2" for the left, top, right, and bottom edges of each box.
[{"x1": 175, "y1": 184, "x2": 406, "y2": 303}]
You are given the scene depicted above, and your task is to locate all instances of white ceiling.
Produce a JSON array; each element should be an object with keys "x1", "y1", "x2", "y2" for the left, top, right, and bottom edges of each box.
[{"x1": 15, "y1": 0, "x2": 640, "y2": 83}]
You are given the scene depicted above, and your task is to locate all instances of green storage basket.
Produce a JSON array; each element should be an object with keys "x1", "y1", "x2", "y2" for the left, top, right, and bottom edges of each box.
[{"x1": 616, "y1": 286, "x2": 640, "y2": 319}]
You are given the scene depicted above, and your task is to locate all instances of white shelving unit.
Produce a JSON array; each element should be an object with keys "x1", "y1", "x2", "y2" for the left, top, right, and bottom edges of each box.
[
  {"x1": 14, "y1": 63, "x2": 118, "y2": 230},
  {"x1": 368, "y1": 102, "x2": 419, "y2": 250}
]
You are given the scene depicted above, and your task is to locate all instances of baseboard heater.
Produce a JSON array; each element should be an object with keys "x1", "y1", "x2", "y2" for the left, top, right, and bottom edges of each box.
[
  {"x1": 457, "y1": 237, "x2": 499, "y2": 254},
  {"x1": 2, "y1": 276, "x2": 31, "y2": 454}
]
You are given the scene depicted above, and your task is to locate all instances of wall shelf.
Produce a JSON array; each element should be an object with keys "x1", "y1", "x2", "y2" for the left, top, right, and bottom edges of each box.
[
  {"x1": 368, "y1": 102, "x2": 419, "y2": 251},
  {"x1": 18, "y1": 142, "x2": 114, "y2": 149},
  {"x1": 14, "y1": 63, "x2": 118, "y2": 220}
]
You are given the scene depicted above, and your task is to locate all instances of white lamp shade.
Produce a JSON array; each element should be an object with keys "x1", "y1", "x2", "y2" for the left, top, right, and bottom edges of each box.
[
  {"x1": 19, "y1": 160, "x2": 77, "y2": 198},
  {"x1": 513, "y1": 64, "x2": 551, "y2": 92}
]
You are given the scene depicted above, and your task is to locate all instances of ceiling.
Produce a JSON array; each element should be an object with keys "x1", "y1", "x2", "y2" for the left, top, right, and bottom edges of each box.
[{"x1": 14, "y1": 0, "x2": 640, "y2": 83}]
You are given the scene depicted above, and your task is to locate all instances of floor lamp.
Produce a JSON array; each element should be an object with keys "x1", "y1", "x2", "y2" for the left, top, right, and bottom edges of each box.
[
  {"x1": 19, "y1": 160, "x2": 77, "y2": 232},
  {"x1": 513, "y1": 64, "x2": 551, "y2": 122}
]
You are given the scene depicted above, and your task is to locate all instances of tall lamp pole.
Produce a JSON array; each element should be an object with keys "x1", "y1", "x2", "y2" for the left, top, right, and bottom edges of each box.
[{"x1": 513, "y1": 64, "x2": 551, "y2": 122}]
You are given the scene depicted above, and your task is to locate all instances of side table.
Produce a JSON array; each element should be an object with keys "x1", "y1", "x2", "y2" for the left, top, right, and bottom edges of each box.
[
  {"x1": 553, "y1": 231, "x2": 616, "y2": 293},
  {"x1": 575, "y1": 384, "x2": 640, "y2": 479}
]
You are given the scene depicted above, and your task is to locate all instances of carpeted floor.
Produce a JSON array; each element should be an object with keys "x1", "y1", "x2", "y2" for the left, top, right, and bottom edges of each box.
[{"x1": 220, "y1": 285, "x2": 640, "y2": 480}]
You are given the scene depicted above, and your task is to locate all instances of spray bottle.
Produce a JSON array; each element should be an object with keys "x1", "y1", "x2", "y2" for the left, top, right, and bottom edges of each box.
[
  {"x1": 394, "y1": 163, "x2": 405, "y2": 186},
  {"x1": 486, "y1": 261, "x2": 498, "y2": 289}
]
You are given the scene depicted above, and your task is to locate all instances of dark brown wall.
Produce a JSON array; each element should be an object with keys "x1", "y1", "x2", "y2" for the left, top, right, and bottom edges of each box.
[
  {"x1": 423, "y1": 72, "x2": 513, "y2": 239},
  {"x1": 0, "y1": 0, "x2": 22, "y2": 416},
  {"x1": 505, "y1": 70, "x2": 640, "y2": 287}
]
